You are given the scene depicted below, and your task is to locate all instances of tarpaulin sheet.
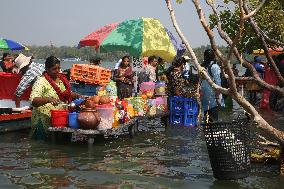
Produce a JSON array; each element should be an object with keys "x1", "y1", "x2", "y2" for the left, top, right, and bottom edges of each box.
[{"x1": 0, "y1": 72, "x2": 31, "y2": 100}]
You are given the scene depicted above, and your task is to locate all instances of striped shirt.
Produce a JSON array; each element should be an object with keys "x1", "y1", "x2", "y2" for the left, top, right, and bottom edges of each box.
[{"x1": 15, "y1": 62, "x2": 45, "y2": 97}]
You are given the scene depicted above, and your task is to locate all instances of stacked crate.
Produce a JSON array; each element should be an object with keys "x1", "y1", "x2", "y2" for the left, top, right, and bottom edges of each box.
[
  {"x1": 70, "y1": 64, "x2": 111, "y2": 85},
  {"x1": 169, "y1": 96, "x2": 199, "y2": 126},
  {"x1": 98, "y1": 68, "x2": 112, "y2": 85}
]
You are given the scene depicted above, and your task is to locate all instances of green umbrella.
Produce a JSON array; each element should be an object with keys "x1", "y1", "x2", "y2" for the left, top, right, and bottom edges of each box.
[{"x1": 0, "y1": 38, "x2": 28, "y2": 51}]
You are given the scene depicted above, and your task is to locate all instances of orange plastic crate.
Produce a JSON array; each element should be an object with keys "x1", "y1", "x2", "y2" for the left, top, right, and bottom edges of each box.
[{"x1": 70, "y1": 64, "x2": 112, "y2": 84}]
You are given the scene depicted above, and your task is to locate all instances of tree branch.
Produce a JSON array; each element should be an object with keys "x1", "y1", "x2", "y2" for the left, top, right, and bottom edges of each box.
[
  {"x1": 243, "y1": 2, "x2": 284, "y2": 84},
  {"x1": 165, "y1": 0, "x2": 228, "y2": 94},
  {"x1": 165, "y1": 0, "x2": 284, "y2": 144},
  {"x1": 243, "y1": 0, "x2": 266, "y2": 20},
  {"x1": 208, "y1": 0, "x2": 284, "y2": 96},
  {"x1": 258, "y1": 27, "x2": 284, "y2": 47},
  {"x1": 257, "y1": 134, "x2": 279, "y2": 147}
]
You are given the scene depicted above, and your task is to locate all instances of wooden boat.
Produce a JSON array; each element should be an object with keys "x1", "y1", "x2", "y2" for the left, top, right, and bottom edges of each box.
[
  {"x1": 0, "y1": 72, "x2": 32, "y2": 133},
  {"x1": 0, "y1": 111, "x2": 32, "y2": 133}
]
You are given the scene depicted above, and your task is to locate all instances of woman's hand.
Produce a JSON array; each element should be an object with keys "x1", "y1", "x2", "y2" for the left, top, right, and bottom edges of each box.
[
  {"x1": 123, "y1": 77, "x2": 133, "y2": 85},
  {"x1": 32, "y1": 97, "x2": 61, "y2": 107},
  {"x1": 12, "y1": 67, "x2": 19, "y2": 74},
  {"x1": 48, "y1": 97, "x2": 61, "y2": 106}
]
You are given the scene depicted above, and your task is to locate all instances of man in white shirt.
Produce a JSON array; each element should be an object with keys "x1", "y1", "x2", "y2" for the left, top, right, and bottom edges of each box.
[
  {"x1": 144, "y1": 56, "x2": 158, "y2": 82},
  {"x1": 14, "y1": 54, "x2": 45, "y2": 107}
]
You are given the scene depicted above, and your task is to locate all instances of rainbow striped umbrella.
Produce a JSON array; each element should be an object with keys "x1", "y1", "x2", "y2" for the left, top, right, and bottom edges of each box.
[
  {"x1": 0, "y1": 38, "x2": 29, "y2": 51},
  {"x1": 78, "y1": 17, "x2": 182, "y2": 62}
]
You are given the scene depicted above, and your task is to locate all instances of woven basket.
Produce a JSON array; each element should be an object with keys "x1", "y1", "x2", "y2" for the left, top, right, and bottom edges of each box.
[{"x1": 202, "y1": 118, "x2": 251, "y2": 180}]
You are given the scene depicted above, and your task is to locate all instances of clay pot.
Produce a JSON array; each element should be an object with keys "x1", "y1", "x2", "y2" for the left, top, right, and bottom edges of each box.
[
  {"x1": 77, "y1": 108, "x2": 101, "y2": 130},
  {"x1": 99, "y1": 96, "x2": 110, "y2": 104},
  {"x1": 85, "y1": 99, "x2": 96, "y2": 109},
  {"x1": 92, "y1": 95, "x2": 101, "y2": 104}
]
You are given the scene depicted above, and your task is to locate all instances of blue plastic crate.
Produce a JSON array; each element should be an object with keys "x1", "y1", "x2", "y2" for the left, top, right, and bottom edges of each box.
[
  {"x1": 185, "y1": 98, "x2": 199, "y2": 115},
  {"x1": 170, "y1": 96, "x2": 186, "y2": 114},
  {"x1": 169, "y1": 96, "x2": 199, "y2": 127},
  {"x1": 170, "y1": 113, "x2": 198, "y2": 127},
  {"x1": 184, "y1": 113, "x2": 198, "y2": 127},
  {"x1": 170, "y1": 96, "x2": 198, "y2": 115},
  {"x1": 170, "y1": 113, "x2": 184, "y2": 126}
]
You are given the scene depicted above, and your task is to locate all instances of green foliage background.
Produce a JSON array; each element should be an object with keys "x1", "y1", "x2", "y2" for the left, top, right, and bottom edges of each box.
[
  {"x1": 209, "y1": 0, "x2": 284, "y2": 52},
  {"x1": 0, "y1": 44, "x2": 232, "y2": 64},
  {"x1": 1, "y1": 46, "x2": 127, "y2": 62},
  {"x1": 175, "y1": 0, "x2": 283, "y2": 52}
]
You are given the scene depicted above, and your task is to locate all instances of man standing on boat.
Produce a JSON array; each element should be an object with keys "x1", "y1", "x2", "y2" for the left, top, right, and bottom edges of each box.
[
  {"x1": 14, "y1": 54, "x2": 45, "y2": 108},
  {"x1": 89, "y1": 55, "x2": 102, "y2": 66}
]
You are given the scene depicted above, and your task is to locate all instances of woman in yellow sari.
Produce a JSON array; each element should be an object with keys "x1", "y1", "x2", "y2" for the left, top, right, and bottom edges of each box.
[{"x1": 30, "y1": 56, "x2": 81, "y2": 140}]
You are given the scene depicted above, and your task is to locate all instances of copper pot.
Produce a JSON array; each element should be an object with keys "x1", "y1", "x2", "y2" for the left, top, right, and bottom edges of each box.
[
  {"x1": 77, "y1": 108, "x2": 101, "y2": 130},
  {"x1": 85, "y1": 99, "x2": 96, "y2": 109},
  {"x1": 89, "y1": 95, "x2": 100, "y2": 104}
]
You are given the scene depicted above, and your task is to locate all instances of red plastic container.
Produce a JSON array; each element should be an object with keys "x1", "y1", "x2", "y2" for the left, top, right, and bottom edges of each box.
[{"x1": 50, "y1": 109, "x2": 69, "y2": 128}]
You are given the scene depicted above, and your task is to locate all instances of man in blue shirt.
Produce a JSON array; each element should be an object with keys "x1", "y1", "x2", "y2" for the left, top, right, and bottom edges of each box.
[
  {"x1": 244, "y1": 56, "x2": 265, "y2": 104},
  {"x1": 244, "y1": 56, "x2": 265, "y2": 77},
  {"x1": 253, "y1": 56, "x2": 265, "y2": 76},
  {"x1": 201, "y1": 49, "x2": 224, "y2": 122}
]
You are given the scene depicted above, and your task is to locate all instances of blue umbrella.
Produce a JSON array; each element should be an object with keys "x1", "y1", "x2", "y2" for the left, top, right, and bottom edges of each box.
[
  {"x1": 0, "y1": 38, "x2": 29, "y2": 50},
  {"x1": 165, "y1": 29, "x2": 186, "y2": 58}
]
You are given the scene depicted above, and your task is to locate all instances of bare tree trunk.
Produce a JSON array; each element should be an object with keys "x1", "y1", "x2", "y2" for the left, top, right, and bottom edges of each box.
[{"x1": 165, "y1": 0, "x2": 284, "y2": 144}]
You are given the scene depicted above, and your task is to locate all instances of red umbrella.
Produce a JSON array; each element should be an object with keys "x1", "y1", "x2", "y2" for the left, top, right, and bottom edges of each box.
[{"x1": 78, "y1": 22, "x2": 119, "y2": 50}]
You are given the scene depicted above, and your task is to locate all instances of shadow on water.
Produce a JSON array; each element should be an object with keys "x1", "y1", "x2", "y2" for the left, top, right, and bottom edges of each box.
[{"x1": 0, "y1": 113, "x2": 284, "y2": 188}]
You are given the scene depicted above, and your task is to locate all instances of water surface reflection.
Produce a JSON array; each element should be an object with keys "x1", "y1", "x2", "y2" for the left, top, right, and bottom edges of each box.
[{"x1": 0, "y1": 117, "x2": 283, "y2": 188}]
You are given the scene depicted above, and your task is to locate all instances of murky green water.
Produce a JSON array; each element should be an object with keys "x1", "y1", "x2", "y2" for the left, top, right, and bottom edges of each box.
[{"x1": 0, "y1": 113, "x2": 284, "y2": 189}]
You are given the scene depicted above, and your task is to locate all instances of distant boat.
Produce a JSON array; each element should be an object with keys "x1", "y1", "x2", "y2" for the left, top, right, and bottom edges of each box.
[{"x1": 62, "y1": 57, "x2": 81, "y2": 62}]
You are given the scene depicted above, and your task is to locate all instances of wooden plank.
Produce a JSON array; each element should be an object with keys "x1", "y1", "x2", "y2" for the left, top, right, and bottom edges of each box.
[
  {"x1": 47, "y1": 118, "x2": 137, "y2": 137},
  {"x1": 47, "y1": 113, "x2": 169, "y2": 143},
  {"x1": 235, "y1": 77, "x2": 257, "y2": 85}
]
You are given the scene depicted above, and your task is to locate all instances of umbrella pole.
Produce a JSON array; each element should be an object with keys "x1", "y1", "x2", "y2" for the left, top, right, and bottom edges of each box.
[{"x1": 134, "y1": 71, "x2": 138, "y2": 97}]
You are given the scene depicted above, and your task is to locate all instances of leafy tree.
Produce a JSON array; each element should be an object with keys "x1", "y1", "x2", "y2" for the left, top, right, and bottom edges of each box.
[{"x1": 209, "y1": 0, "x2": 284, "y2": 52}]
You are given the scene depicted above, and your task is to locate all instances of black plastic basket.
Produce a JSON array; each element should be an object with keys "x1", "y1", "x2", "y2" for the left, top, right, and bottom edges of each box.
[{"x1": 202, "y1": 118, "x2": 251, "y2": 180}]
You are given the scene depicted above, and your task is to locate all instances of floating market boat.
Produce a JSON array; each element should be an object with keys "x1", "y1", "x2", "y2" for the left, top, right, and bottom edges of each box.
[{"x1": 0, "y1": 72, "x2": 31, "y2": 133}]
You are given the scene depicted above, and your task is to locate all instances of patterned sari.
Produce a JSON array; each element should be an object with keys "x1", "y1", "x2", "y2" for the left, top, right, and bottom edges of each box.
[
  {"x1": 115, "y1": 66, "x2": 134, "y2": 99},
  {"x1": 30, "y1": 76, "x2": 66, "y2": 139},
  {"x1": 166, "y1": 68, "x2": 186, "y2": 97}
]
